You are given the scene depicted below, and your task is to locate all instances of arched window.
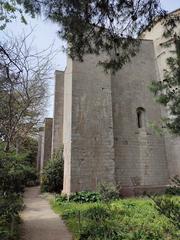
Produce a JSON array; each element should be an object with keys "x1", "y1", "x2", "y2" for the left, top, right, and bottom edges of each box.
[{"x1": 136, "y1": 107, "x2": 146, "y2": 128}]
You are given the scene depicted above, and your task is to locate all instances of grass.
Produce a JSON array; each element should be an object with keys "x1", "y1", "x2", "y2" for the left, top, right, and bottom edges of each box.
[{"x1": 51, "y1": 196, "x2": 180, "y2": 240}]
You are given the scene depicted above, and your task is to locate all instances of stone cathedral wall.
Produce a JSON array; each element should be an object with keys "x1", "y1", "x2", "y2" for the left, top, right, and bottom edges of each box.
[
  {"x1": 63, "y1": 54, "x2": 115, "y2": 194},
  {"x1": 141, "y1": 9, "x2": 180, "y2": 179},
  {"x1": 112, "y1": 40, "x2": 169, "y2": 194},
  {"x1": 42, "y1": 118, "x2": 53, "y2": 168},
  {"x1": 51, "y1": 70, "x2": 64, "y2": 155},
  {"x1": 62, "y1": 39, "x2": 170, "y2": 195}
]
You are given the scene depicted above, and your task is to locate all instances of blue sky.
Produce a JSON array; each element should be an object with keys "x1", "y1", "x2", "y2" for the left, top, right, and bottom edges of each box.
[{"x1": 1, "y1": 0, "x2": 180, "y2": 117}]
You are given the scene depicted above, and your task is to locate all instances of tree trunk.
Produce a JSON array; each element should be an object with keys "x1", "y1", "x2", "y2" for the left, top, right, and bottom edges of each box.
[{"x1": 4, "y1": 141, "x2": 10, "y2": 152}]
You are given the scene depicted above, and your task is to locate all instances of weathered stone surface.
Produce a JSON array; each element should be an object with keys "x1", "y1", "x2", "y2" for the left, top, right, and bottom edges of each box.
[
  {"x1": 142, "y1": 9, "x2": 180, "y2": 179},
  {"x1": 112, "y1": 40, "x2": 168, "y2": 187},
  {"x1": 63, "y1": 54, "x2": 115, "y2": 194},
  {"x1": 38, "y1": 10, "x2": 180, "y2": 195},
  {"x1": 62, "y1": 40, "x2": 169, "y2": 194},
  {"x1": 40, "y1": 118, "x2": 53, "y2": 170},
  {"x1": 51, "y1": 71, "x2": 64, "y2": 155},
  {"x1": 36, "y1": 127, "x2": 44, "y2": 171}
]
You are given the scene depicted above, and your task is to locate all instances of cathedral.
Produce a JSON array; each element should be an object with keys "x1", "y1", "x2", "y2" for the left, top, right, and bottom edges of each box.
[{"x1": 37, "y1": 9, "x2": 180, "y2": 196}]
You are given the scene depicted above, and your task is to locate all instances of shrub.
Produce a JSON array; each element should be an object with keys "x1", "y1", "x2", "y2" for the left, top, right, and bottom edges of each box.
[
  {"x1": 79, "y1": 220, "x2": 122, "y2": 240},
  {"x1": 0, "y1": 151, "x2": 38, "y2": 194},
  {"x1": 152, "y1": 195, "x2": 180, "y2": 229},
  {"x1": 54, "y1": 184, "x2": 120, "y2": 204},
  {"x1": 41, "y1": 149, "x2": 64, "y2": 193},
  {"x1": 83, "y1": 205, "x2": 110, "y2": 221},
  {"x1": 165, "y1": 176, "x2": 180, "y2": 196},
  {"x1": 19, "y1": 137, "x2": 38, "y2": 166},
  {"x1": 0, "y1": 193, "x2": 23, "y2": 240},
  {"x1": 98, "y1": 183, "x2": 120, "y2": 202},
  {"x1": 69, "y1": 191, "x2": 101, "y2": 203},
  {"x1": 55, "y1": 194, "x2": 68, "y2": 204},
  {"x1": 0, "y1": 148, "x2": 37, "y2": 240}
]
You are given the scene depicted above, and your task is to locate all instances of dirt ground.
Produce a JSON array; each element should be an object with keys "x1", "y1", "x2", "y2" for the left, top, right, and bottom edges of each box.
[{"x1": 20, "y1": 186, "x2": 72, "y2": 240}]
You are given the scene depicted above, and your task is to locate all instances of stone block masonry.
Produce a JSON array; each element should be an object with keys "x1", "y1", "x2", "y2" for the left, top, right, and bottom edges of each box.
[
  {"x1": 36, "y1": 127, "x2": 44, "y2": 171},
  {"x1": 40, "y1": 118, "x2": 53, "y2": 170},
  {"x1": 51, "y1": 71, "x2": 64, "y2": 156},
  {"x1": 62, "y1": 40, "x2": 169, "y2": 195},
  {"x1": 63, "y1": 54, "x2": 115, "y2": 194},
  {"x1": 112, "y1": 40, "x2": 169, "y2": 189},
  {"x1": 37, "y1": 11, "x2": 180, "y2": 194}
]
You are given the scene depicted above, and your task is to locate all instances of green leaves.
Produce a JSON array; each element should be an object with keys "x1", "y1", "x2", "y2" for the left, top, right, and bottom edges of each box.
[
  {"x1": 150, "y1": 38, "x2": 180, "y2": 134},
  {"x1": 0, "y1": 150, "x2": 38, "y2": 194},
  {"x1": 152, "y1": 195, "x2": 180, "y2": 229},
  {"x1": 52, "y1": 197, "x2": 179, "y2": 240},
  {"x1": 41, "y1": 149, "x2": 64, "y2": 193},
  {"x1": 0, "y1": 0, "x2": 26, "y2": 30},
  {"x1": 40, "y1": 0, "x2": 164, "y2": 72},
  {"x1": 0, "y1": 147, "x2": 37, "y2": 240}
]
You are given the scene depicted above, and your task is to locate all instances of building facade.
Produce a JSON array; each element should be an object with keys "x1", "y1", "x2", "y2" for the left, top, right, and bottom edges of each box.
[
  {"x1": 141, "y1": 8, "x2": 180, "y2": 180},
  {"x1": 38, "y1": 9, "x2": 180, "y2": 195}
]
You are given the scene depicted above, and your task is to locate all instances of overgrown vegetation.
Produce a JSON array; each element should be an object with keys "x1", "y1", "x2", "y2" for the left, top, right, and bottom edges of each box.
[
  {"x1": 51, "y1": 181, "x2": 179, "y2": 239},
  {"x1": 166, "y1": 176, "x2": 180, "y2": 196},
  {"x1": 152, "y1": 195, "x2": 180, "y2": 230},
  {"x1": 0, "y1": 142, "x2": 38, "y2": 240},
  {"x1": 52, "y1": 196, "x2": 180, "y2": 240},
  {"x1": 2, "y1": 1, "x2": 178, "y2": 73},
  {"x1": 41, "y1": 149, "x2": 64, "y2": 193}
]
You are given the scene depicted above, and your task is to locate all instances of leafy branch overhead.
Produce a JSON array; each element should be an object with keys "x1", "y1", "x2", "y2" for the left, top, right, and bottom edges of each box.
[
  {"x1": 1, "y1": 1, "x2": 180, "y2": 72},
  {"x1": 0, "y1": 1, "x2": 171, "y2": 72},
  {"x1": 150, "y1": 36, "x2": 180, "y2": 134},
  {"x1": 41, "y1": 0, "x2": 167, "y2": 72},
  {"x1": 1, "y1": 1, "x2": 180, "y2": 134}
]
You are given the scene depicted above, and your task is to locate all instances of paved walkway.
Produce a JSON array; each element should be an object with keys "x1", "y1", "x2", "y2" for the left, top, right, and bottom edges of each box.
[{"x1": 20, "y1": 186, "x2": 72, "y2": 240}]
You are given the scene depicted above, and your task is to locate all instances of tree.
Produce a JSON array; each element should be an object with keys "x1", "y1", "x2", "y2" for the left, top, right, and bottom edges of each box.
[
  {"x1": 0, "y1": 0, "x2": 40, "y2": 30},
  {"x1": 0, "y1": 32, "x2": 53, "y2": 151},
  {"x1": 39, "y1": 1, "x2": 180, "y2": 133},
  {"x1": 40, "y1": 0, "x2": 168, "y2": 73},
  {"x1": 149, "y1": 15, "x2": 180, "y2": 134},
  {"x1": 1, "y1": 1, "x2": 180, "y2": 133},
  {"x1": 1, "y1": 1, "x2": 169, "y2": 73}
]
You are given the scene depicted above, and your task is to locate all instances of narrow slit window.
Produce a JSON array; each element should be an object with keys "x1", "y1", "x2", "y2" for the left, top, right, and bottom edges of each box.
[{"x1": 136, "y1": 107, "x2": 145, "y2": 128}]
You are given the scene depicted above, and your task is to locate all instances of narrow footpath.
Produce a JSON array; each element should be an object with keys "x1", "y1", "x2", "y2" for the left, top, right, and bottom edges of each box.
[{"x1": 20, "y1": 186, "x2": 72, "y2": 240}]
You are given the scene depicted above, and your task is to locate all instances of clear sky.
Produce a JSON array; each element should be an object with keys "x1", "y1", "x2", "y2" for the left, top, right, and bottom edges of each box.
[{"x1": 0, "y1": 0, "x2": 180, "y2": 117}]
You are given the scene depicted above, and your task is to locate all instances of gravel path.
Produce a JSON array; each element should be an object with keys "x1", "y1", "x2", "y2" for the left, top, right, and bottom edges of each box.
[{"x1": 20, "y1": 186, "x2": 72, "y2": 240}]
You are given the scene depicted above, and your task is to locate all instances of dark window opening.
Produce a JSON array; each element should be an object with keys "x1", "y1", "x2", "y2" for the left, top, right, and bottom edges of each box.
[{"x1": 136, "y1": 107, "x2": 145, "y2": 128}]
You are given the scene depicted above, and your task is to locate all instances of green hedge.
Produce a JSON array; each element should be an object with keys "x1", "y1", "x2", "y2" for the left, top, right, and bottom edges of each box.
[
  {"x1": 0, "y1": 149, "x2": 38, "y2": 240},
  {"x1": 41, "y1": 149, "x2": 64, "y2": 193}
]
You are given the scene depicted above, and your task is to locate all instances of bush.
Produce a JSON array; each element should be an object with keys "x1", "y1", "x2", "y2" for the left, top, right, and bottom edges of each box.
[
  {"x1": 0, "y1": 151, "x2": 38, "y2": 194},
  {"x1": 152, "y1": 195, "x2": 180, "y2": 229},
  {"x1": 54, "y1": 184, "x2": 120, "y2": 204},
  {"x1": 41, "y1": 149, "x2": 64, "y2": 193},
  {"x1": 165, "y1": 176, "x2": 180, "y2": 196},
  {"x1": 98, "y1": 183, "x2": 120, "y2": 202},
  {"x1": 0, "y1": 148, "x2": 37, "y2": 240},
  {"x1": 0, "y1": 193, "x2": 23, "y2": 240},
  {"x1": 69, "y1": 191, "x2": 101, "y2": 203},
  {"x1": 83, "y1": 205, "x2": 110, "y2": 221},
  {"x1": 79, "y1": 220, "x2": 122, "y2": 240}
]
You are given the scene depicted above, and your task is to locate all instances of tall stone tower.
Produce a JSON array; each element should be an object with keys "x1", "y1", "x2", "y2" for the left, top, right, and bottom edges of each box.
[
  {"x1": 63, "y1": 54, "x2": 115, "y2": 194},
  {"x1": 141, "y1": 9, "x2": 180, "y2": 179},
  {"x1": 61, "y1": 39, "x2": 169, "y2": 195},
  {"x1": 51, "y1": 71, "x2": 64, "y2": 155},
  {"x1": 111, "y1": 40, "x2": 168, "y2": 195}
]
